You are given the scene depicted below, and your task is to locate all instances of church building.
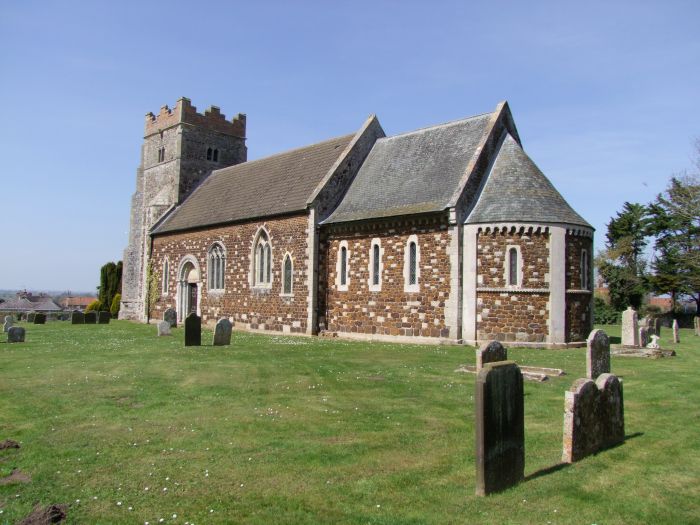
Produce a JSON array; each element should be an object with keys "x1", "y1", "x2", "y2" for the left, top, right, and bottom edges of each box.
[{"x1": 120, "y1": 98, "x2": 593, "y2": 347}]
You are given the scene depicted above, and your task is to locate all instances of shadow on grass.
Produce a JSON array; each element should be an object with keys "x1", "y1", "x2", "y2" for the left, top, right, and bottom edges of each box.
[{"x1": 524, "y1": 432, "x2": 644, "y2": 482}]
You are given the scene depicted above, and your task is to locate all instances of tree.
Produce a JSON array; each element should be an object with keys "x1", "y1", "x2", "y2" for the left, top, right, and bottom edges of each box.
[
  {"x1": 98, "y1": 261, "x2": 123, "y2": 312},
  {"x1": 110, "y1": 293, "x2": 121, "y2": 317},
  {"x1": 145, "y1": 262, "x2": 160, "y2": 324},
  {"x1": 596, "y1": 202, "x2": 651, "y2": 311}
]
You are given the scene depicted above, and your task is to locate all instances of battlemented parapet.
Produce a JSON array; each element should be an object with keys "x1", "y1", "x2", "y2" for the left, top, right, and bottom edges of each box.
[{"x1": 145, "y1": 97, "x2": 246, "y2": 138}]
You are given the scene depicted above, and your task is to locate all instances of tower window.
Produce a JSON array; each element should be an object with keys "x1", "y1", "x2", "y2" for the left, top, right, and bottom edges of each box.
[
  {"x1": 507, "y1": 247, "x2": 520, "y2": 287},
  {"x1": 206, "y1": 147, "x2": 213, "y2": 161},
  {"x1": 157, "y1": 147, "x2": 165, "y2": 163},
  {"x1": 213, "y1": 149, "x2": 219, "y2": 162}
]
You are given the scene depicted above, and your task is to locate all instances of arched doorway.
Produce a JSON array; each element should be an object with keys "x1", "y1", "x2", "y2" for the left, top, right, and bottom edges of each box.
[{"x1": 177, "y1": 256, "x2": 201, "y2": 322}]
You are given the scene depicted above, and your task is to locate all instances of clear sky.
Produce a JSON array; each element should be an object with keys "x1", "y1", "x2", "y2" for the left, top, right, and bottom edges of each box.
[{"x1": 1, "y1": 0, "x2": 698, "y2": 292}]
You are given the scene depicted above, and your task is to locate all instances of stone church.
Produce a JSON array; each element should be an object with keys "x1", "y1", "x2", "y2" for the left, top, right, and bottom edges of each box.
[{"x1": 121, "y1": 97, "x2": 593, "y2": 347}]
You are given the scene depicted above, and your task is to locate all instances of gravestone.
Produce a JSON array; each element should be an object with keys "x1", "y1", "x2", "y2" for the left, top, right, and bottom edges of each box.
[
  {"x1": 638, "y1": 326, "x2": 648, "y2": 348},
  {"x1": 34, "y1": 313, "x2": 46, "y2": 324},
  {"x1": 71, "y1": 310, "x2": 85, "y2": 324},
  {"x1": 476, "y1": 340, "x2": 507, "y2": 372},
  {"x1": 3, "y1": 316, "x2": 13, "y2": 333},
  {"x1": 7, "y1": 326, "x2": 25, "y2": 343},
  {"x1": 672, "y1": 319, "x2": 679, "y2": 343},
  {"x1": 563, "y1": 373, "x2": 624, "y2": 463},
  {"x1": 586, "y1": 329, "x2": 610, "y2": 379},
  {"x1": 157, "y1": 321, "x2": 171, "y2": 336},
  {"x1": 163, "y1": 308, "x2": 177, "y2": 328},
  {"x1": 621, "y1": 306, "x2": 639, "y2": 347},
  {"x1": 647, "y1": 334, "x2": 660, "y2": 349},
  {"x1": 213, "y1": 318, "x2": 233, "y2": 346},
  {"x1": 475, "y1": 361, "x2": 524, "y2": 496},
  {"x1": 694, "y1": 317, "x2": 699, "y2": 336},
  {"x1": 84, "y1": 312, "x2": 97, "y2": 324},
  {"x1": 185, "y1": 313, "x2": 201, "y2": 346},
  {"x1": 98, "y1": 311, "x2": 111, "y2": 324},
  {"x1": 653, "y1": 318, "x2": 661, "y2": 337},
  {"x1": 27, "y1": 312, "x2": 36, "y2": 323}
]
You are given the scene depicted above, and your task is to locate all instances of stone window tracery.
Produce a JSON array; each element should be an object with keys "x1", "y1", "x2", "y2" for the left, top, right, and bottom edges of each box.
[
  {"x1": 504, "y1": 245, "x2": 523, "y2": 288},
  {"x1": 253, "y1": 229, "x2": 272, "y2": 288},
  {"x1": 207, "y1": 243, "x2": 226, "y2": 291}
]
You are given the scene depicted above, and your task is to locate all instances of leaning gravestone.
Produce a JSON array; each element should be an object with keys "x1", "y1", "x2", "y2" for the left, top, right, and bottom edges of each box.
[
  {"x1": 672, "y1": 319, "x2": 680, "y2": 343},
  {"x1": 638, "y1": 326, "x2": 648, "y2": 348},
  {"x1": 157, "y1": 321, "x2": 171, "y2": 336},
  {"x1": 185, "y1": 313, "x2": 201, "y2": 346},
  {"x1": 562, "y1": 373, "x2": 624, "y2": 463},
  {"x1": 476, "y1": 340, "x2": 507, "y2": 372},
  {"x1": 213, "y1": 318, "x2": 233, "y2": 346},
  {"x1": 586, "y1": 329, "x2": 610, "y2": 380},
  {"x1": 27, "y1": 312, "x2": 36, "y2": 323},
  {"x1": 84, "y1": 312, "x2": 97, "y2": 324},
  {"x1": 475, "y1": 360, "x2": 524, "y2": 496},
  {"x1": 71, "y1": 310, "x2": 85, "y2": 324},
  {"x1": 34, "y1": 313, "x2": 46, "y2": 324},
  {"x1": 163, "y1": 308, "x2": 177, "y2": 328},
  {"x1": 3, "y1": 316, "x2": 13, "y2": 333},
  {"x1": 7, "y1": 326, "x2": 25, "y2": 343},
  {"x1": 98, "y1": 311, "x2": 111, "y2": 324},
  {"x1": 621, "y1": 306, "x2": 639, "y2": 347}
]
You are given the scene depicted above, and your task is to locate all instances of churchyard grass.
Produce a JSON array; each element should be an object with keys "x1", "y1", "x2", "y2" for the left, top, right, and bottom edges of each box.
[{"x1": 1, "y1": 321, "x2": 698, "y2": 524}]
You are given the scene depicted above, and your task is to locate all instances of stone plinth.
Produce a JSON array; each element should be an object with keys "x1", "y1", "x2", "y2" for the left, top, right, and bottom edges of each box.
[{"x1": 475, "y1": 361, "x2": 524, "y2": 496}]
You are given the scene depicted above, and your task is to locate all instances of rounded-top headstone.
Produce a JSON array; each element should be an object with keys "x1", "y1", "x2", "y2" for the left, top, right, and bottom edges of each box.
[
  {"x1": 163, "y1": 308, "x2": 177, "y2": 328},
  {"x1": 184, "y1": 313, "x2": 201, "y2": 347},
  {"x1": 476, "y1": 340, "x2": 507, "y2": 371},
  {"x1": 157, "y1": 320, "x2": 171, "y2": 336},
  {"x1": 8, "y1": 326, "x2": 25, "y2": 343},
  {"x1": 213, "y1": 318, "x2": 233, "y2": 346},
  {"x1": 586, "y1": 329, "x2": 610, "y2": 379}
]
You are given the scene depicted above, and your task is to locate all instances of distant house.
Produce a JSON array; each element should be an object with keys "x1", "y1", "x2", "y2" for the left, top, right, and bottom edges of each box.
[
  {"x1": 60, "y1": 296, "x2": 95, "y2": 312},
  {"x1": 0, "y1": 291, "x2": 62, "y2": 315}
]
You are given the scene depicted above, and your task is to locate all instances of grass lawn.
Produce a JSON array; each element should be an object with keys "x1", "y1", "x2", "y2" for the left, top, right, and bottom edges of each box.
[{"x1": 1, "y1": 321, "x2": 699, "y2": 524}]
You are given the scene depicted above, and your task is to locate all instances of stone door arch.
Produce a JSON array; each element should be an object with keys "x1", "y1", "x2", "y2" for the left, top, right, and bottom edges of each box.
[{"x1": 177, "y1": 255, "x2": 201, "y2": 322}]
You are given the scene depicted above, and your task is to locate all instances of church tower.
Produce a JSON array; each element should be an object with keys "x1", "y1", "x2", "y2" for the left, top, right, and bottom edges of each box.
[{"x1": 120, "y1": 97, "x2": 247, "y2": 321}]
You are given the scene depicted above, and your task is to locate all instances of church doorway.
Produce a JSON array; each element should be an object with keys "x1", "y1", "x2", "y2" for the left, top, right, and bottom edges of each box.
[{"x1": 177, "y1": 257, "x2": 201, "y2": 322}]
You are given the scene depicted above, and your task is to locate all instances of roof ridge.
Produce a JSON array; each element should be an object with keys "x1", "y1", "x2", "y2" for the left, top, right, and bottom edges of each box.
[
  {"x1": 380, "y1": 111, "x2": 494, "y2": 141},
  {"x1": 212, "y1": 132, "x2": 356, "y2": 176}
]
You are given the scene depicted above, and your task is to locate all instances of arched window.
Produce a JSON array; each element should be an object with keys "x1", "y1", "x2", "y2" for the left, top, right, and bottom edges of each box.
[
  {"x1": 508, "y1": 247, "x2": 518, "y2": 286},
  {"x1": 254, "y1": 230, "x2": 272, "y2": 287},
  {"x1": 282, "y1": 254, "x2": 293, "y2": 295},
  {"x1": 206, "y1": 147, "x2": 213, "y2": 161},
  {"x1": 581, "y1": 249, "x2": 589, "y2": 290},
  {"x1": 369, "y1": 238, "x2": 382, "y2": 291},
  {"x1": 404, "y1": 235, "x2": 420, "y2": 292},
  {"x1": 162, "y1": 258, "x2": 170, "y2": 294},
  {"x1": 336, "y1": 241, "x2": 349, "y2": 291},
  {"x1": 340, "y1": 246, "x2": 347, "y2": 286},
  {"x1": 208, "y1": 243, "x2": 226, "y2": 291},
  {"x1": 213, "y1": 149, "x2": 219, "y2": 162},
  {"x1": 409, "y1": 242, "x2": 417, "y2": 285}
]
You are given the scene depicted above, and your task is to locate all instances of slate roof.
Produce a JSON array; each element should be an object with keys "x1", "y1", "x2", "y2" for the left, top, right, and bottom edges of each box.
[
  {"x1": 1, "y1": 296, "x2": 62, "y2": 312},
  {"x1": 465, "y1": 134, "x2": 591, "y2": 228},
  {"x1": 323, "y1": 113, "x2": 493, "y2": 224},
  {"x1": 154, "y1": 133, "x2": 355, "y2": 234}
]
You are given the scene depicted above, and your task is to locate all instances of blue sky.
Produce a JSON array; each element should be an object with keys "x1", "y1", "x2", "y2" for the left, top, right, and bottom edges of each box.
[{"x1": 1, "y1": 0, "x2": 698, "y2": 292}]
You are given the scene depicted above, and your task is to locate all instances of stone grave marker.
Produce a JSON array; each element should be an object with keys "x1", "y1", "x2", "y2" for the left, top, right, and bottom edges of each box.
[
  {"x1": 27, "y1": 312, "x2": 36, "y2": 323},
  {"x1": 647, "y1": 334, "x2": 660, "y2": 349},
  {"x1": 213, "y1": 318, "x2": 233, "y2": 346},
  {"x1": 71, "y1": 310, "x2": 85, "y2": 324},
  {"x1": 672, "y1": 319, "x2": 680, "y2": 343},
  {"x1": 98, "y1": 311, "x2": 111, "y2": 324},
  {"x1": 475, "y1": 360, "x2": 524, "y2": 496},
  {"x1": 7, "y1": 326, "x2": 25, "y2": 343},
  {"x1": 586, "y1": 329, "x2": 610, "y2": 379},
  {"x1": 157, "y1": 321, "x2": 171, "y2": 336},
  {"x1": 163, "y1": 308, "x2": 177, "y2": 328},
  {"x1": 621, "y1": 306, "x2": 639, "y2": 347},
  {"x1": 694, "y1": 316, "x2": 699, "y2": 336},
  {"x1": 638, "y1": 327, "x2": 648, "y2": 348},
  {"x1": 563, "y1": 373, "x2": 624, "y2": 463},
  {"x1": 3, "y1": 316, "x2": 13, "y2": 333},
  {"x1": 34, "y1": 313, "x2": 46, "y2": 324},
  {"x1": 476, "y1": 340, "x2": 507, "y2": 372},
  {"x1": 84, "y1": 312, "x2": 97, "y2": 324},
  {"x1": 185, "y1": 313, "x2": 201, "y2": 346},
  {"x1": 653, "y1": 318, "x2": 661, "y2": 337}
]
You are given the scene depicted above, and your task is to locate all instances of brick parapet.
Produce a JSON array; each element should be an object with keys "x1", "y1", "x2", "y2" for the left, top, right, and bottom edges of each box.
[{"x1": 145, "y1": 97, "x2": 246, "y2": 138}]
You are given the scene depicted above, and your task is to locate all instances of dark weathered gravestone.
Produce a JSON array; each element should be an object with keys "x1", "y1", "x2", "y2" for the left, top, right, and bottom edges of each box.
[
  {"x1": 34, "y1": 313, "x2": 46, "y2": 324},
  {"x1": 213, "y1": 318, "x2": 233, "y2": 346},
  {"x1": 653, "y1": 318, "x2": 661, "y2": 337},
  {"x1": 476, "y1": 340, "x2": 507, "y2": 372},
  {"x1": 98, "y1": 311, "x2": 111, "y2": 324},
  {"x1": 71, "y1": 310, "x2": 85, "y2": 324},
  {"x1": 185, "y1": 313, "x2": 201, "y2": 346},
  {"x1": 84, "y1": 312, "x2": 97, "y2": 324},
  {"x1": 475, "y1": 361, "x2": 524, "y2": 496},
  {"x1": 157, "y1": 321, "x2": 171, "y2": 336},
  {"x1": 3, "y1": 316, "x2": 13, "y2": 333},
  {"x1": 563, "y1": 373, "x2": 624, "y2": 463},
  {"x1": 163, "y1": 308, "x2": 177, "y2": 328},
  {"x1": 638, "y1": 327, "x2": 648, "y2": 348},
  {"x1": 7, "y1": 326, "x2": 25, "y2": 343},
  {"x1": 586, "y1": 329, "x2": 610, "y2": 380},
  {"x1": 27, "y1": 312, "x2": 36, "y2": 323}
]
